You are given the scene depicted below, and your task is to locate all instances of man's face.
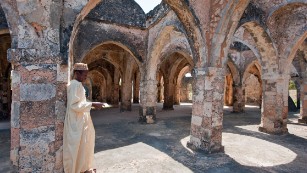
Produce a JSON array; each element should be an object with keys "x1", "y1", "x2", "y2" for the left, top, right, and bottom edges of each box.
[{"x1": 76, "y1": 70, "x2": 88, "y2": 82}]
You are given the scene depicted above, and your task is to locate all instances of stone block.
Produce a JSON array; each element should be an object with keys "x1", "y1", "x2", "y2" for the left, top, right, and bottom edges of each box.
[
  {"x1": 204, "y1": 102, "x2": 213, "y2": 117},
  {"x1": 188, "y1": 135, "x2": 201, "y2": 148},
  {"x1": 20, "y1": 84, "x2": 56, "y2": 101},
  {"x1": 11, "y1": 101, "x2": 20, "y2": 128},
  {"x1": 11, "y1": 85, "x2": 20, "y2": 101},
  {"x1": 10, "y1": 148, "x2": 19, "y2": 167},
  {"x1": 54, "y1": 146, "x2": 63, "y2": 172},
  {"x1": 191, "y1": 115, "x2": 202, "y2": 126},
  {"x1": 146, "y1": 106, "x2": 155, "y2": 115},
  {"x1": 55, "y1": 101, "x2": 66, "y2": 121},
  {"x1": 55, "y1": 121, "x2": 64, "y2": 142},
  {"x1": 20, "y1": 100, "x2": 56, "y2": 129},
  {"x1": 11, "y1": 70, "x2": 20, "y2": 86},
  {"x1": 146, "y1": 115, "x2": 155, "y2": 124},
  {"x1": 202, "y1": 117, "x2": 212, "y2": 127},
  {"x1": 20, "y1": 126, "x2": 55, "y2": 146},
  {"x1": 57, "y1": 64, "x2": 68, "y2": 82},
  {"x1": 11, "y1": 128, "x2": 20, "y2": 149},
  {"x1": 56, "y1": 82, "x2": 67, "y2": 101},
  {"x1": 19, "y1": 64, "x2": 57, "y2": 84},
  {"x1": 192, "y1": 102, "x2": 203, "y2": 116}
]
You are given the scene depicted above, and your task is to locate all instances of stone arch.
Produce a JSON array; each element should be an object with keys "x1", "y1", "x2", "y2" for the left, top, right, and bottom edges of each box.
[
  {"x1": 175, "y1": 65, "x2": 192, "y2": 104},
  {"x1": 74, "y1": 32, "x2": 144, "y2": 66},
  {"x1": 209, "y1": 0, "x2": 251, "y2": 67},
  {"x1": 240, "y1": 21, "x2": 279, "y2": 75},
  {"x1": 148, "y1": 25, "x2": 192, "y2": 80},
  {"x1": 0, "y1": 2, "x2": 18, "y2": 48},
  {"x1": 68, "y1": 0, "x2": 146, "y2": 74},
  {"x1": 243, "y1": 61, "x2": 262, "y2": 85},
  {"x1": 266, "y1": 3, "x2": 307, "y2": 72},
  {"x1": 243, "y1": 61, "x2": 262, "y2": 107},
  {"x1": 232, "y1": 37, "x2": 261, "y2": 63},
  {"x1": 226, "y1": 60, "x2": 240, "y2": 85},
  {"x1": 88, "y1": 70, "x2": 107, "y2": 102},
  {"x1": 163, "y1": 0, "x2": 207, "y2": 67}
]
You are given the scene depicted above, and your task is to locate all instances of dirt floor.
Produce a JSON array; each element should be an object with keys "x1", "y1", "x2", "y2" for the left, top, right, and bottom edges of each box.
[{"x1": 1, "y1": 103, "x2": 307, "y2": 173}]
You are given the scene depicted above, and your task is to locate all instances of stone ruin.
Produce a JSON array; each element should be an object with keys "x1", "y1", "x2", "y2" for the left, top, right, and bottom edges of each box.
[{"x1": 0, "y1": 0, "x2": 306, "y2": 172}]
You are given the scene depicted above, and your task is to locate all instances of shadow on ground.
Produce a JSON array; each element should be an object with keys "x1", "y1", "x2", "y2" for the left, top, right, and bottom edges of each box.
[{"x1": 0, "y1": 103, "x2": 307, "y2": 172}]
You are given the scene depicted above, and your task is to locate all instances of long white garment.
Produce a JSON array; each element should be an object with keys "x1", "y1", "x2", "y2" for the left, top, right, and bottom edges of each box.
[{"x1": 63, "y1": 79, "x2": 95, "y2": 173}]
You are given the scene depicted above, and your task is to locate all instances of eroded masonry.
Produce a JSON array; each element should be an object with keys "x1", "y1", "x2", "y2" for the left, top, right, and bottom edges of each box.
[{"x1": 0, "y1": 0, "x2": 306, "y2": 172}]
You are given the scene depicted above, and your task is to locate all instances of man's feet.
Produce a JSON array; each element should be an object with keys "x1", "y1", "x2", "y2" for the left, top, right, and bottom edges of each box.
[{"x1": 84, "y1": 168, "x2": 96, "y2": 173}]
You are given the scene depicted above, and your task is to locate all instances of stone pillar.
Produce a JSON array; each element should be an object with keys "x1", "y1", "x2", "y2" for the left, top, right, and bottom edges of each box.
[
  {"x1": 157, "y1": 82, "x2": 163, "y2": 103},
  {"x1": 187, "y1": 67, "x2": 224, "y2": 153},
  {"x1": 298, "y1": 80, "x2": 307, "y2": 123},
  {"x1": 174, "y1": 83, "x2": 180, "y2": 105},
  {"x1": 233, "y1": 84, "x2": 245, "y2": 113},
  {"x1": 106, "y1": 80, "x2": 113, "y2": 104},
  {"x1": 139, "y1": 79, "x2": 157, "y2": 123},
  {"x1": 133, "y1": 76, "x2": 140, "y2": 104},
  {"x1": 163, "y1": 80, "x2": 175, "y2": 110},
  {"x1": 9, "y1": 49, "x2": 67, "y2": 172},
  {"x1": 120, "y1": 81, "x2": 132, "y2": 111},
  {"x1": 111, "y1": 83, "x2": 120, "y2": 106},
  {"x1": 259, "y1": 77, "x2": 288, "y2": 134}
]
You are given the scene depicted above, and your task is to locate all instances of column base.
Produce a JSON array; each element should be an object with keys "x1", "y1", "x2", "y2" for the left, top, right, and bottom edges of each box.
[
  {"x1": 186, "y1": 142, "x2": 224, "y2": 154},
  {"x1": 258, "y1": 126, "x2": 288, "y2": 135},
  {"x1": 298, "y1": 117, "x2": 307, "y2": 124},
  {"x1": 162, "y1": 107, "x2": 174, "y2": 110},
  {"x1": 139, "y1": 106, "x2": 156, "y2": 124},
  {"x1": 162, "y1": 105, "x2": 174, "y2": 110},
  {"x1": 231, "y1": 110, "x2": 244, "y2": 113},
  {"x1": 120, "y1": 103, "x2": 132, "y2": 112}
]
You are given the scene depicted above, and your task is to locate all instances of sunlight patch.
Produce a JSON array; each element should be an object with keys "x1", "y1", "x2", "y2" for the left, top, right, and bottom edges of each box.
[
  {"x1": 223, "y1": 133, "x2": 297, "y2": 167},
  {"x1": 94, "y1": 142, "x2": 193, "y2": 172}
]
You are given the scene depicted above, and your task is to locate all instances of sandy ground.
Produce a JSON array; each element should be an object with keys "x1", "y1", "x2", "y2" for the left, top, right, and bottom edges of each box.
[{"x1": 1, "y1": 103, "x2": 307, "y2": 173}]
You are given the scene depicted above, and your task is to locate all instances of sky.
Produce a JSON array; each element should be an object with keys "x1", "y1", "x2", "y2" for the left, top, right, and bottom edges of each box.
[{"x1": 134, "y1": 0, "x2": 162, "y2": 13}]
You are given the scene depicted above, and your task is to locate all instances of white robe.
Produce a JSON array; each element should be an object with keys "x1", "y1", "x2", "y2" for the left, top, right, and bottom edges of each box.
[{"x1": 63, "y1": 79, "x2": 95, "y2": 173}]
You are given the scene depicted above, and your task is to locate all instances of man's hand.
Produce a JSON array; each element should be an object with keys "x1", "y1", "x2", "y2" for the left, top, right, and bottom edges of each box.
[{"x1": 92, "y1": 102, "x2": 105, "y2": 109}]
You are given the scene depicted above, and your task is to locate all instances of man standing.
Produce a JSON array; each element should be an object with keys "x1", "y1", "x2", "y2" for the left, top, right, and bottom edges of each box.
[{"x1": 63, "y1": 63, "x2": 104, "y2": 173}]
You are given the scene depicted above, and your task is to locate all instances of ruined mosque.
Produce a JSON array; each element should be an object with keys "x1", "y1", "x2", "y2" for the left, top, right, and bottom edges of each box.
[{"x1": 0, "y1": 0, "x2": 307, "y2": 172}]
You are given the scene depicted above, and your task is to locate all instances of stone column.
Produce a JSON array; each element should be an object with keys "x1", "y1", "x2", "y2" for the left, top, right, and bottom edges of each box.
[
  {"x1": 139, "y1": 79, "x2": 157, "y2": 123},
  {"x1": 157, "y1": 82, "x2": 163, "y2": 103},
  {"x1": 174, "y1": 83, "x2": 181, "y2": 105},
  {"x1": 133, "y1": 75, "x2": 140, "y2": 103},
  {"x1": 187, "y1": 67, "x2": 224, "y2": 153},
  {"x1": 9, "y1": 49, "x2": 67, "y2": 172},
  {"x1": 120, "y1": 81, "x2": 132, "y2": 111},
  {"x1": 233, "y1": 84, "x2": 245, "y2": 113},
  {"x1": 258, "y1": 76, "x2": 288, "y2": 134},
  {"x1": 163, "y1": 80, "x2": 175, "y2": 110},
  {"x1": 111, "y1": 83, "x2": 120, "y2": 107},
  {"x1": 298, "y1": 79, "x2": 307, "y2": 123},
  {"x1": 106, "y1": 80, "x2": 112, "y2": 104}
]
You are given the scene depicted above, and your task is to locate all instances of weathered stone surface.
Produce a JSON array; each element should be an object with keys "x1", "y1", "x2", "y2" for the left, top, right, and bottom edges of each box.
[
  {"x1": 1, "y1": 0, "x2": 306, "y2": 172},
  {"x1": 20, "y1": 84, "x2": 56, "y2": 101},
  {"x1": 87, "y1": 0, "x2": 146, "y2": 28},
  {"x1": 55, "y1": 101, "x2": 66, "y2": 121},
  {"x1": 11, "y1": 101, "x2": 20, "y2": 128},
  {"x1": 20, "y1": 100, "x2": 56, "y2": 129}
]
